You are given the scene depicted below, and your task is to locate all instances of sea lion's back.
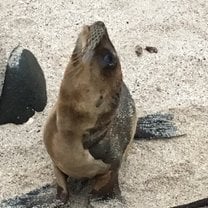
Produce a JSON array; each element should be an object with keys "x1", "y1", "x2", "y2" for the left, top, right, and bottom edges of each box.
[{"x1": 111, "y1": 82, "x2": 137, "y2": 159}]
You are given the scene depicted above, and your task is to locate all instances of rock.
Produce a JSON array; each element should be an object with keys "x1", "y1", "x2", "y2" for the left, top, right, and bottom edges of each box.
[
  {"x1": 135, "y1": 45, "x2": 143, "y2": 57},
  {"x1": 0, "y1": 184, "x2": 59, "y2": 208},
  {"x1": 145, "y1": 46, "x2": 158, "y2": 53},
  {"x1": 171, "y1": 197, "x2": 208, "y2": 208},
  {"x1": 0, "y1": 46, "x2": 47, "y2": 125},
  {"x1": 0, "y1": 182, "x2": 92, "y2": 208},
  {"x1": 0, "y1": 47, "x2": 7, "y2": 96}
]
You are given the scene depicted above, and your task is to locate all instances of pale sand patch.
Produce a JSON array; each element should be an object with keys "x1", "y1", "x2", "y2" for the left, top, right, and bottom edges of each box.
[{"x1": 0, "y1": 0, "x2": 208, "y2": 207}]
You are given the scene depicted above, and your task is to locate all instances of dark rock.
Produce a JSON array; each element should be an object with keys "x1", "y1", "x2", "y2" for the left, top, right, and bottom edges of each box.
[
  {"x1": 171, "y1": 197, "x2": 208, "y2": 208},
  {"x1": 145, "y1": 46, "x2": 158, "y2": 53},
  {"x1": 0, "y1": 46, "x2": 47, "y2": 125},
  {"x1": 135, "y1": 45, "x2": 143, "y2": 57},
  {"x1": 0, "y1": 184, "x2": 59, "y2": 208},
  {"x1": 0, "y1": 182, "x2": 92, "y2": 208}
]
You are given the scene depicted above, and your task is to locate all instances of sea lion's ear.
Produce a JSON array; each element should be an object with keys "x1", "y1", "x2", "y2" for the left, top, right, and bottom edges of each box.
[
  {"x1": 71, "y1": 39, "x2": 81, "y2": 61},
  {"x1": 80, "y1": 25, "x2": 90, "y2": 52},
  {"x1": 71, "y1": 25, "x2": 90, "y2": 63}
]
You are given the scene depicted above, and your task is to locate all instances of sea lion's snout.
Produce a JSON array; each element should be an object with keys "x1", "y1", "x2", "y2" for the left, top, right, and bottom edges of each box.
[
  {"x1": 74, "y1": 21, "x2": 120, "y2": 77},
  {"x1": 91, "y1": 21, "x2": 105, "y2": 28},
  {"x1": 80, "y1": 21, "x2": 106, "y2": 51},
  {"x1": 88, "y1": 22, "x2": 118, "y2": 71}
]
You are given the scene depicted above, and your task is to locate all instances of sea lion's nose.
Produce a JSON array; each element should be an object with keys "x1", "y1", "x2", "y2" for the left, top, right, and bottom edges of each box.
[{"x1": 93, "y1": 21, "x2": 105, "y2": 28}]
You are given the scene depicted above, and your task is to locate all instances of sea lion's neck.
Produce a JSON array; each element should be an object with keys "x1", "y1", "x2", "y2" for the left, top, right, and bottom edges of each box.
[{"x1": 56, "y1": 66, "x2": 122, "y2": 139}]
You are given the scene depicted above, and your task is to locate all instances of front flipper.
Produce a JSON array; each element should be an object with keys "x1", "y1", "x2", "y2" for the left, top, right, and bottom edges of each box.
[
  {"x1": 53, "y1": 165, "x2": 69, "y2": 204},
  {"x1": 90, "y1": 170, "x2": 123, "y2": 202}
]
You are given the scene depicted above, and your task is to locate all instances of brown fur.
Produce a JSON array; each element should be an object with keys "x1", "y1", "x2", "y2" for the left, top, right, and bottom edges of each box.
[{"x1": 43, "y1": 21, "x2": 136, "y2": 203}]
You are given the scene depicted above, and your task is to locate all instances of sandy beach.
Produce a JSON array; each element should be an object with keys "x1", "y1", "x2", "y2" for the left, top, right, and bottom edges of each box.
[{"x1": 0, "y1": 0, "x2": 208, "y2": 207}]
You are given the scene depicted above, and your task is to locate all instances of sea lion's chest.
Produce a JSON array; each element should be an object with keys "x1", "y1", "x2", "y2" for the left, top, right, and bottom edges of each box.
[{"x1": 82, "y1": 84, "x2": 137, "y2": 169}]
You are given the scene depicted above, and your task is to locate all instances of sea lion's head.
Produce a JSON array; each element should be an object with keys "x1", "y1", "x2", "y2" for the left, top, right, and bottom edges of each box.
[
  {"x1": 71, "y1": 21, "x2": 122, "y2": 79},
  {"x1": 61, "y1": 22, "x2": 122, "y2": 125}
]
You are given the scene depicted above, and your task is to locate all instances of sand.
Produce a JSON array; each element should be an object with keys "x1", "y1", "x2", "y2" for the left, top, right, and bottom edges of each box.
[{"x1": 0, "y1": 0, "x2": 208, "y2": 207}]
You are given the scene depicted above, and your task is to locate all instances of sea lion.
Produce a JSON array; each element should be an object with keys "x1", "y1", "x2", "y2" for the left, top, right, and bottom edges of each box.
[{"x1": 43, "y1": 21, "x2": 137, "y2": 203}]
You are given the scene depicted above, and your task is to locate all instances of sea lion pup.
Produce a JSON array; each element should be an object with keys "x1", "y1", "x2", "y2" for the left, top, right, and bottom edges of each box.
[{"x1": 43, "y1": 21, "x2": 137, "y2": 202}]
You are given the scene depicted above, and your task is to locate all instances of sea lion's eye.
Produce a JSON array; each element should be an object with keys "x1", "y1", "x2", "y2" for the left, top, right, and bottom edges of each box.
[
  {"x1": 101, "y1": 50, "x2": 117, "y2": 70},
  {"x1": 103, "y1": 53, "x2": 114, "y2": 66}
]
